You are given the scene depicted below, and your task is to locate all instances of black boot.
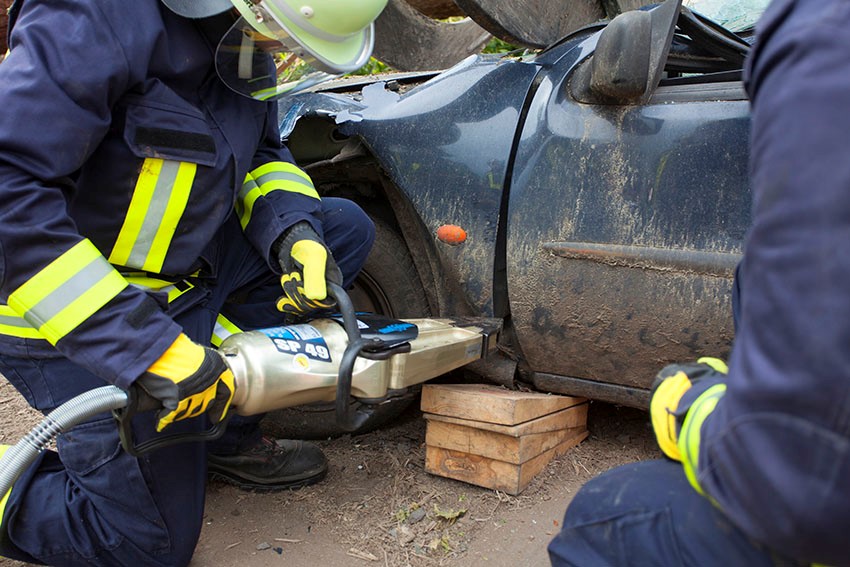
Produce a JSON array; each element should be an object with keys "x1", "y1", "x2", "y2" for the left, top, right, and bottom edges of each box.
[{"x1": 207, "y1": 437, "x2": 328, "y2": 491}]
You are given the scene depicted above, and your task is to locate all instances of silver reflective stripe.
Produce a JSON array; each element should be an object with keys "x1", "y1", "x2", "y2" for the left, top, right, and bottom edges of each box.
[
  {"x1": 109, "y1": 159, "x2": 195, "y2": 273},
  {"x1": 22, "y1": 256, "x2": 115, "y2": 329},
  {"x1": 212, "y1": 320, "x2": 234, "y2": 342},
  {"x1": 237, "y1": 175, "x2": 259, "y2": 205},
  {"x1": 7, "y1": 239, "x2": 128, "y2": 344},
  {"x1": 236, "y1": 164, "x2": 319, "y2": 229},
  {"x1": 252, "y1": 170, "x2": 317, "y2": 195},
  {"x1": 0, "y1": 312, "x2": 32, "y2": 329},
  {"x1": 211, "y1": 314, "x2": 243, "y2": 347},
  {"x1": 125, "y1": 161, "x2": 181, "y2": 269},
  {"x1": 0, "y1": 306, "x2": 43, "y2": 339}
]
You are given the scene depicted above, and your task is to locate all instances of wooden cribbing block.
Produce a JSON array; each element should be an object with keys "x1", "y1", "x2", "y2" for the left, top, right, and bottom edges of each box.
[
  {"x1": 425, "y1": 429, "x2": 589, "y2": 495},
  {"x1": 424, "y1": 402, "x2": 588, "y2": 437},
  {"x1": 426, "y1": 419, "x2": 585, "y2": 464},
  {"x1": 421, "y1": 384, "x2": 589, "y2": 494},
  {"x1": 421, "y1": 383, "x2": 585, "y2": 425}
]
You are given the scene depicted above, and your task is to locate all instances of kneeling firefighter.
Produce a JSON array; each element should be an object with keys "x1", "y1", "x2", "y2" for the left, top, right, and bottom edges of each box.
[
  {"x1": 548, "y1": 1, "x2": 850, "y2": 564},
  {"x1": 0, "y1": 0, "x2": 386, "y2": 563}
]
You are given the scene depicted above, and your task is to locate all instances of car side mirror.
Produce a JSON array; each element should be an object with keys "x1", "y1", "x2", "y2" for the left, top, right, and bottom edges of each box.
[{"x1": 571, "y1": 0, "x2": 682, "y2": 105}]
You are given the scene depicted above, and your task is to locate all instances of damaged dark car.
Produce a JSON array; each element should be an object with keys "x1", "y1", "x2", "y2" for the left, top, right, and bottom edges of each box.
[{"x1": 264, "y1": 0, "x2": 765, "y2": 437}]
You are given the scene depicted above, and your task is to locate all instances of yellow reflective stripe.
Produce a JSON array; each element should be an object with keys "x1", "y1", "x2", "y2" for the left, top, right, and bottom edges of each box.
[
  {"x1": 679, "y1": 383, "x2": 727, "y2": 497},
  {"x1": 109, "y1": 158, "x2": 195, "y2": 273},
  {"x1": 0, "y1": 445, "x2": 10, "y2": 526},
  {"x1": 251, "y1": 162, "x2": 319, "y2": 200},
  {"x1": 148, "y1": 161, "x2": 195, "y2": 271},
  {"x1": 236, "y1": 174, "x2": 261, "y2": 229},
  {"x1": 8, "y1": 240, "x2": 128, "y2": 344},
  {"x1": 210, "y1": 313, "x2": 243, "y2": 347},
  {"x1": 110, "y1": 158, "x2": 161, "y2": 266},
  {"x1": 126, "y1": 275, "x2": 175, "y2": 291},
  {"x1": 250, "y1": 161, "x2": 313, "y2": 187},
  {"x1": 0, "y1": 305, "x2": 43, "y2": 339},
  {"x1": 126, "y1": 276, "x2": 195, "y2": 303},
  {"x1": 236, "y1": 162, "x2": 319, "y2": 229},
  {"x1": 166, "y1": 284, "x2": 192, "y2": 303}
]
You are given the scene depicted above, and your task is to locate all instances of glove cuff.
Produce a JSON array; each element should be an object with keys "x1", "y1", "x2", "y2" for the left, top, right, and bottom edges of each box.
[
  {"x1": 676, "y1": 373, "x2": 726, "y2": 417},
  {"x1": 146, "y1": 334, "x2": 205, "y2": 379},
  {"x1": 135, "y1": 348, "x2": 229, "y2": 414},
  {"x1": 274, "y1": 221, "x2": 321, "y2": 272},
  {"x1": 649, "y1": 361, "x2": 727, "y2": 461}
]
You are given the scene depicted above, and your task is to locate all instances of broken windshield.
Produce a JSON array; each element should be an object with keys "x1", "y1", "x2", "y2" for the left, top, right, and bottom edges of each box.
[{"x1": 683, "y1": 0, "x2": 769, "y2": 32}]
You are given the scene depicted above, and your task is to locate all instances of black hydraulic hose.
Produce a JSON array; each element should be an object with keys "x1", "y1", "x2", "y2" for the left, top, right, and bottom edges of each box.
[
  {"x1": 0, "y1": 386, "x2": 128, "y2": 500},
  {"x1": 328, "y1": 282, "x2": 362, "y2": 341},
  {"x1": 335, "y1": 337, "x2": 374, "y2": 432}
]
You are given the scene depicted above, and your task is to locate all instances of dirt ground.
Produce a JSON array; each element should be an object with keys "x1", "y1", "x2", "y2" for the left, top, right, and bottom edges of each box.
[{"x1": 0, "y1": 376, "x2": 659, "y2": 567}]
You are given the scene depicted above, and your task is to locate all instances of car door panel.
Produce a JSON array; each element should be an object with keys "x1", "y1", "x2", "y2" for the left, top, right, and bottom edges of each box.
[{"x1": 507, "y1": 41, "x2": 752, "y2": 393}]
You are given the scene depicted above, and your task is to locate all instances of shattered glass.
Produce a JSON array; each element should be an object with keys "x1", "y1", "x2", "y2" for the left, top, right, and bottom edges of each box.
[{"x1": 683, "y1": 0, "x2": 770, "y2": 31}]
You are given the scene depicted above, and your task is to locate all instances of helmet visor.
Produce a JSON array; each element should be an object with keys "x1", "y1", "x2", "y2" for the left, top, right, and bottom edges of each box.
[
  {"x1": 215, "y1": 16, "x2": 339, "y2": 101},
  {"x1": 215, "y1": 2, "x2": 374, "y2": 101}
]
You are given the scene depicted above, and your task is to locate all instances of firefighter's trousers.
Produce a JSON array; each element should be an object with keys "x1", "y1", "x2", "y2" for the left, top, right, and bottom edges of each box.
[{"x1": 0, "y1": 198, "x2": 374, "y2": 565}]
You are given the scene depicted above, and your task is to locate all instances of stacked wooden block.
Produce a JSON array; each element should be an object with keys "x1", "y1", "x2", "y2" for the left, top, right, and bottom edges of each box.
[{"x1": 422, "y1": 383, "x2": 588, "y2": 495}]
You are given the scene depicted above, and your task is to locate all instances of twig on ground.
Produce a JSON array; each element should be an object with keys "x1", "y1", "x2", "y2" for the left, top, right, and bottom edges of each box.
[{"x1": 347, "y1": 547, "x2": 379, "y2": 561}]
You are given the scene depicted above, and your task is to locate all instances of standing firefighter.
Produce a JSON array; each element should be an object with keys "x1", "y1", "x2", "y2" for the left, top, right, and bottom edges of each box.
[
  {"x1": 0, "y1": 0, "x2": 386, "y2": 564},
  {"x1": 549, "y1": 0, "x2": 850, "y2": 565}
]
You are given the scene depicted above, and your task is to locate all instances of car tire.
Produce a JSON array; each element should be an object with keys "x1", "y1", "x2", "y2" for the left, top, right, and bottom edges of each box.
[
  {"x1": 372, "y1": 0, "x2": 492, "y2": 72},
  {"x1": 262, "y1": 218, "x2": 431, "y2": 440}
]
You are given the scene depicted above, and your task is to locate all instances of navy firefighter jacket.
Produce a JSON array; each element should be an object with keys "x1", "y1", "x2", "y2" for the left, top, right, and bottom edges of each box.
[
  {"x1": 666, "y1": 1, "x2": 850, "y2": 564},
  {"x1": 0, "y1": 0, "x2": 324, "y2": 388}
]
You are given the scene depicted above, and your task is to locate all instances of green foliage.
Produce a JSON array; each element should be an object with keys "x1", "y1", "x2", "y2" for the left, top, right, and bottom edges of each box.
[
  {"x1": 349, "y1": 57, "x2": 392, "y2": 76},
  {"x1": 393, "y1": 502, "x2": 420, "y2": 522},
  {"x1": 482, "y1": 36, "x2": 520, "y2": 54},
  {"x1": 347, "y1": 35, "x2": 522, "y2": 78},
  {"x1": 433, "y1": 504, "x2": 467, "y2": 523}
]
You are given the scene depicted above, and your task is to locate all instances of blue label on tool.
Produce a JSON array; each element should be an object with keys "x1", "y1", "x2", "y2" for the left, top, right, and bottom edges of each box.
[
  {"x1": 377, "y1": 323, "x2": 415, "y2": 334},
  {"x1": 261, "y1": 324, "x2": 331, "y2": 362}
]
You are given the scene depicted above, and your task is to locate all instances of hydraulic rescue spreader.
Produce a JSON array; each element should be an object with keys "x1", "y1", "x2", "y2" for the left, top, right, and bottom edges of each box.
[{"x1": 0, "y1": 283, "x2": 501, "y2": 494}]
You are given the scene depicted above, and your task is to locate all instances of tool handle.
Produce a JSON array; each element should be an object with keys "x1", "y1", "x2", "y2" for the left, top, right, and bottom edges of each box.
[
  {"x1": 327, "y1": 283, "x2": 384, "y2": 431},
  {"x1": 113, "y1": 384, "x2": 230, "y2": 457},
  {"x1": 328, "y1": 282, "x2": 362, "y2": 341},
  {"x1": 113, "y1": 284, "x2": 376, "y2": 447}
]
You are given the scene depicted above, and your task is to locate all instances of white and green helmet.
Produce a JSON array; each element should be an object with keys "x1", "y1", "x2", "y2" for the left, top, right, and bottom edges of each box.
[{"x1": 162, "y1": 0, "x2": 388, "y2": 100}]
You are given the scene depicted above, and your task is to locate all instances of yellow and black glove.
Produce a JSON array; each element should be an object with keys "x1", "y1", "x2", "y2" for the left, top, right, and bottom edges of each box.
[
  {"x1": 649, "y1": 357, "x2": 727, "y2": 461},
  {"x1": 135, "y1": 334, "x2": 235, "y2": 432},
  {"x1": 274, "y1": 221, "x2": 343, "y2": 317}
]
